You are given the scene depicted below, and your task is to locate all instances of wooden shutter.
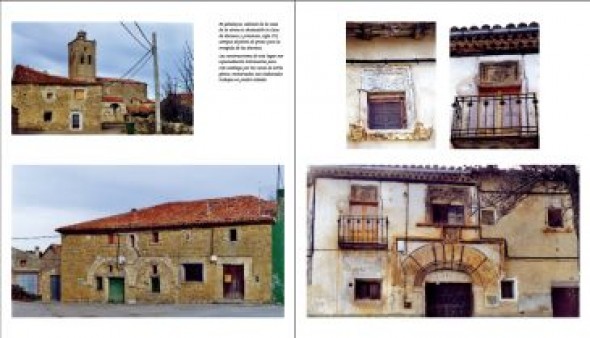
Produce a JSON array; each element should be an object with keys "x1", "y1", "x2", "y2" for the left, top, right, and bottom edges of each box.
[{"x1": 368, "y1": 93, "x2": 405, "y2": 129}]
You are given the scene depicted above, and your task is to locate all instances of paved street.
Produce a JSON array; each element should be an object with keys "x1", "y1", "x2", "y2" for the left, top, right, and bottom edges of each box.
[{"x1": 13, "y1": 301, "x2": 284, "y2": 317}]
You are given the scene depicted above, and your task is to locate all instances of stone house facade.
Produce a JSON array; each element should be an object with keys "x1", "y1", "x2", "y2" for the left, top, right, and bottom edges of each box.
[
  {"x1": 12, "y1": 30, "x2": 152, "y2": 134},
  {"x1": 450, "y1": 23, "x2": 540, "y2": 148},
  {"x1": 307, "y1": 166, "x2": 579, "y2": 317},
  {"x1": 12, "y1": 247, "x2": 42, "y2": 296},
  {"x1": 346, "y1": 22, "x2": 436, "y2": 149},
  {"x1": 39, "y1": 244, "x2": 62, "y2": 302},
  {"x1": 55, "y1": 195, "x2": 275, "y2": 304}
]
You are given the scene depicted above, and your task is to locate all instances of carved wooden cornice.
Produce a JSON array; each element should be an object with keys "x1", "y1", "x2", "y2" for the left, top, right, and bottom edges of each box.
[{"x1": 450, "y1": 22, "x2": 539, "y2": 57}]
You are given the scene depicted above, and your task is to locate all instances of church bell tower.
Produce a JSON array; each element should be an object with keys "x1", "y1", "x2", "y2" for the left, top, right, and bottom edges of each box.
[{"x1": 68, "y1": 30, "x2": 96, "y2": 81}]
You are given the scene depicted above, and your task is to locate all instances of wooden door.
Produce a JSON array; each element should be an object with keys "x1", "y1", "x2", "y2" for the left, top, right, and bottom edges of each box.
[
  {"x1": 223, "y1": 265, "x2": 244, "y2": 300},
  {"x1": 426, "y1": 282, "x2": 473, "y2": 317},
  {"x1": 552, "y1": 287, "x2": 579, "y2": 317}
]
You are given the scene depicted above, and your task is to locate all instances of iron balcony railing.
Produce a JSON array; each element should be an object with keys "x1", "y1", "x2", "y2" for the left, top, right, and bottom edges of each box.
[
  {"x1": 338, "y1": 215, "x2": 388, "y2": 250},
  {"x1": 451, "y1": 93, "x2": 539, "y2": 138}
]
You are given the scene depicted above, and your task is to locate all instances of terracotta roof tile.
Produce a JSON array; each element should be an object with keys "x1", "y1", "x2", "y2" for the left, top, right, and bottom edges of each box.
[
  {"x1": 12, "y1": 65, "x2": 97, "y2": 86},
  {"x1": 12, "y1": 64, "x2": 147, "y2": 86},
  {"x1": 102, "y1": 96, "x2": 124, "y2": 103},
  {"x1": 56, "y1": 195, "x2": 276, "y2": 234}
]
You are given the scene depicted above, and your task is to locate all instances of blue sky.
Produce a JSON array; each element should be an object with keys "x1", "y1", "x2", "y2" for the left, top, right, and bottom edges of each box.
[
  {"x1": 12, "y1": 22, "x2": 193, "y2": 98},
  {"x1": 12, "y1": 165, "x2": 282, "y2": 251}
]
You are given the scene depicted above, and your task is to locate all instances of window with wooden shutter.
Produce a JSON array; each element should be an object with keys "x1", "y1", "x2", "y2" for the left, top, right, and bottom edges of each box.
[
  {"x1": 368, "y1": 92, "x2": 406, "y2": 130},
  {"x1": 355, "y1": 279, "x2": 381, "y2": 300}
]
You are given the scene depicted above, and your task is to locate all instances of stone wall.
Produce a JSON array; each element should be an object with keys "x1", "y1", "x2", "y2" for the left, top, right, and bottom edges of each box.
[
  {"x1": 12, "y1": 84, "x2": 103, "y2": 133},
  {"x1": 60, "y1": 224, "x2": 272, "y2": 304},
  {"x1": 102, "y1": 82, "x2": 148, "y2": 104}
]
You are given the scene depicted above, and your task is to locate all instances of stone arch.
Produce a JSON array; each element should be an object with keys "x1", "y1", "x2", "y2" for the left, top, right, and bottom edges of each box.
[
  {"x1": 401, "y1": 242, "x2": 500, "y2": 291},
  {"x1": 133, "y1": 257, "x2": 178, "y2": 288}
]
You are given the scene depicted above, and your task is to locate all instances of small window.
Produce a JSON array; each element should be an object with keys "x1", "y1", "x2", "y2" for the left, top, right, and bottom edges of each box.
[
  {"x1": 96, "y1": 277, "x2": 103, "y2": 291},
  {"x1": 130, "y1": 234, "x2": 136, "y2": 247},
  {"x1": 183, "y1": 263, "x2": 203, "y2": 282},
  {"x1": 74, "y1": 89, "x2": 84, "y2": 100},
  {"x1": 432, "y1": 204, "x2": 464, "y2": 225},
  {"x1": 229, "y1": 229, "x2": 238, "y2": 242},
  {"x1": 43, "y1": 111, "x2": 53, "y2": 122},
  {"x1": 481, "y1": 209, "x2": 496, "y2": 226},
  {"x1": 152, "y1": 231, "x2": 159, "y2": 243},
  {"x1": 46, "y1": 92, "x2": 54, "y2": 100},
  {"x1": 70, "y1": 112, "x2": 82, "y2": 130},
  {"x1": 368, "y1": 92, "x2": 406, "y2": 130},
  {"x1": 108, "y1": 265, "x2": 113, "y2": 273},
  {"x1": 107, "y1": 233, "x2": 115, "y2": 245},
  {"x1": 501, "y1": 279, "x2": 516, "y2": 300},
  {"x1": 19, "y1": 259, "x2": 27, "y2": 267},
  {"x1": 548, "y1": 208, "x2": 563, "y2": 228},
  {"x1": 151, "y1": 276, "x2": 160, "y2": 293},
  {"x1": 88, "y1": 55, "x2": 92, "y2": 65},
  {"x1": 80, "y1": 55, "x2": 85, "y2": 64},
  {"x1": 355, "y1": 279, "x2": 381, "y2": 300},
  {"x1": 152, "y1": 265, "x2": 158, "y2": 275}
]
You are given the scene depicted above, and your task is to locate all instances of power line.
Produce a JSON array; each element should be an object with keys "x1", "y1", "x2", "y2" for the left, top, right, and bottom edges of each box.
[
  {"x1": 134, "y1": 21, "x2": 152, "y2": 47},
  {"x1": 120, "y1": 22, "x2": 150, "y2": 51},
  {"x1": 120, "y1": 49, "x2": 151, "y2": 79},
  {"x1": 13, "y1": 235, "x2": 60, "y2": 240},
  {"x1": 127, "y1": 52, "x2": 152, "y2": 79}
]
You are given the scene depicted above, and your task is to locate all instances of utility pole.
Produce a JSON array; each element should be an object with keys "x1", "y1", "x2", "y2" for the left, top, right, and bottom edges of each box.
[{"x1": 152, "y1": 32, "x2": 161, "y2": 134}]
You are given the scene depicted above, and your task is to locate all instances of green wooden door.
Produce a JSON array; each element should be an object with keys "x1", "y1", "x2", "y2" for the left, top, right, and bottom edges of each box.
[{"x1": 108, "y1": 277, "x2": 125, "y2": 303}]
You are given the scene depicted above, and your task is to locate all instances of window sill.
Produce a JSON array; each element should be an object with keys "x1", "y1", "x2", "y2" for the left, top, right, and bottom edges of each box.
[
  {"x1": 348, "y1": 122, "x2": 432, "y2": 142},
  {"x1": 543, "y1": 227, "x2": 573, "y2": 233}
]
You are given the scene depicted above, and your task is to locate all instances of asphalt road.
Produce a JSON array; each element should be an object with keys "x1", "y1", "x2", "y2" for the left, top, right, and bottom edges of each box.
[{"x1": 12, "y1": 301, "x2": 284, "y2": 317}]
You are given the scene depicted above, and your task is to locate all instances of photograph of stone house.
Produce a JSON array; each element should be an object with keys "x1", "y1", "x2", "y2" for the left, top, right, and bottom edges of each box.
[
  {"x1": 56, "y1": 195, "x2": 276, "y2": 304},
  {"x1": 346, "y1": 22, "x2": 435, "y2": 149},
  {"x1": 450, "y1": 22, "x2": 539, "y2": 148},
  {"x1": 11, "y1": 22, "x2": 193, "y2": 134},
  {"x1": 12, "y1": 165, "x2": 284, "y2": 317},
  {"x1": 307, "y1": 165, "x2": 578, "y2": 317}
]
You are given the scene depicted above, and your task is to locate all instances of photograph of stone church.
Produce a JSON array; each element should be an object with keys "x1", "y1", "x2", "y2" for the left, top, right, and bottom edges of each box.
[
  {"x1": 307, "y1": 165, "x2": 579, "y2": 317},
  {"x1": 11, "y1": 22, "x2": 193, "y2": 134}
]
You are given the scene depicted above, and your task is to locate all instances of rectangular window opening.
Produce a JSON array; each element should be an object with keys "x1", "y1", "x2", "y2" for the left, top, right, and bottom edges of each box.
[
  {"x1": 432, "y1": 204, "x2": 464, "y2": 225},
  {"x1": 229, "y1": 229, "x2": 238, "y2": 242},
  {"x1": 548, "y1": 208, "x2": 564, "y2": 228},
  {"x1": 368, "y1": 92, "x2": 406, "y2": 130},
  {"x1": 96, "y1": 276, "x2": 103, "y2": 291},
  {"x1": 354, "y1": 279, "x2": 381, "y2": 300},
  {"x1": 183, "y1": 263, "x2": 203, "y2": 282},
  {"x1": 501, "y1": 279, "x2": 515, "y2": 300},
  {"x1": 481, "y1": 209, "x2": 496, "y2": 226},
  {"x1": 152, "y1": 231, "x2": 159, "y2": 243},
  {"x1": 107, "y1": 233, "x2": 115, "y2": 245}
]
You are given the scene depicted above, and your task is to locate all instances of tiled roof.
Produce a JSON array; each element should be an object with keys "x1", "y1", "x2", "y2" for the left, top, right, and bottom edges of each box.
[
  {"x1": 56, "y1": 195, "x2": 276, "y2": 234},
  {"x1": 12, "y1": 65, "x2": 98, "y2": 86},
  {"x1": 102, "y1": 96, "x2": 124, "y2": 103},
  {"x1": 450, "y1": 22, "x2": 539, "y2": 57},
  {"x1": 12, "y1": 64, "x2": 146, "y2": 86},
  {"x1": 126, "y1": 105, "x2": 155, "y2": 115}
]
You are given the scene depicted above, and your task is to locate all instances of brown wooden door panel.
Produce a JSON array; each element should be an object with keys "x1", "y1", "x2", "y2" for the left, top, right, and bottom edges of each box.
[
  {"x1": 426, "y1": 282, "x2": 473, "y2": 317},
  {"x1": 552, "y1": 287, "x2": 579, "y2": 317},
  {"x1": 223, "y1": 265, "x2": 244, "y2": 300}
]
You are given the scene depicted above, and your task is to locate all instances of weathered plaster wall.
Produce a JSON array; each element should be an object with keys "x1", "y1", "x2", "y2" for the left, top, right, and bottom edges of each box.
[{"x1": 346, "y1": 35, "x2": 436, "y2": 149}]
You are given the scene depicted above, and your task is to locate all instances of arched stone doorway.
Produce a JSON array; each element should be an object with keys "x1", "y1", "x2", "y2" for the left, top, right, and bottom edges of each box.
[{"x1": 401, "y1": 242, "x2": 501, "y2": 317}]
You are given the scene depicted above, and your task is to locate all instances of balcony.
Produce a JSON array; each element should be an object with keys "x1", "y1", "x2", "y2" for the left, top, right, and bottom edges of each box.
[
  {"x1": 451, "y1": 93, "x2": 539, "y2": 149},
  {"x1": 338, "y1": 215, "x2": 388, "y2": 250}
]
